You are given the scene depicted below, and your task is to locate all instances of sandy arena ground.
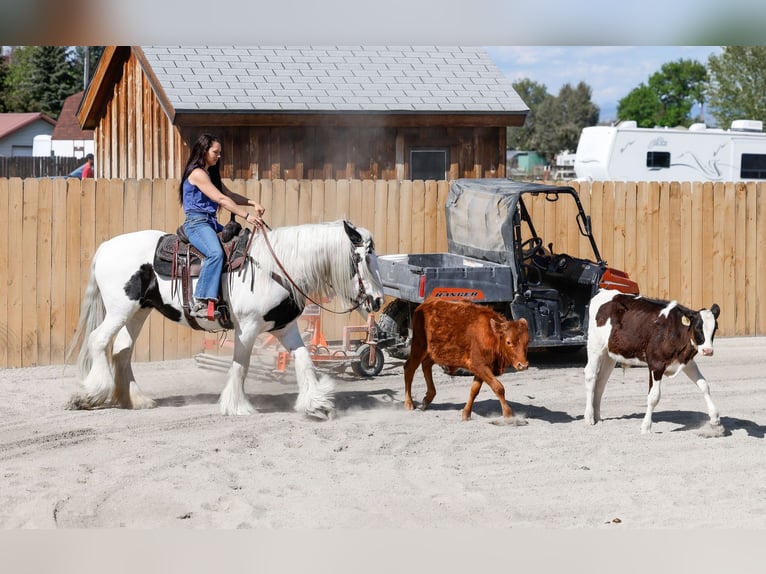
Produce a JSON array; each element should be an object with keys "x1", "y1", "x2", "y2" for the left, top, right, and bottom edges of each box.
[{"x1": 0, "y1": 336, "x2": 764, "y2": 530}]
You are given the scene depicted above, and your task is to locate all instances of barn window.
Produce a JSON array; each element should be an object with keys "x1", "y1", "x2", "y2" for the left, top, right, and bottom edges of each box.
[
  {"x1": 740, "y1": 153, "x2": 766, "y2": 179},
  {"x1": 410, "y1": 148, "x2": 448, "y2": 180},
  {"x1": 646, "y1": 151, "x2": 670, "y2": 169}
]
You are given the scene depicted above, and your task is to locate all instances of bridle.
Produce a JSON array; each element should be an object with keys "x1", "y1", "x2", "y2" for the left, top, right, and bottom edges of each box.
[{"x1": 256, "y1": 220, "x2": 371, "y2": 315}]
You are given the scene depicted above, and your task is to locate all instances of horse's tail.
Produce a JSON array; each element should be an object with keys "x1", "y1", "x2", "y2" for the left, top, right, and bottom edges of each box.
[{"x1": 65, "y1": 256, "x2": 105, "y2": 378}]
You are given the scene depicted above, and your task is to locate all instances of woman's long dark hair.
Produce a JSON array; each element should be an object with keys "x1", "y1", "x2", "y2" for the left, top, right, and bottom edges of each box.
[{"x1": 178, "y1": 133, "x2": 223, "y2": 205}]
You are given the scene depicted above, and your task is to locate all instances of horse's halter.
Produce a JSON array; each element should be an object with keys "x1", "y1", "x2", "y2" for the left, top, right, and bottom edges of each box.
[
  {"x1": 258, "y1": 222, "x2": 373, "y2": 315},
  {"x1": 350, "y1": 238, "x2": 378, "y2": 313}
]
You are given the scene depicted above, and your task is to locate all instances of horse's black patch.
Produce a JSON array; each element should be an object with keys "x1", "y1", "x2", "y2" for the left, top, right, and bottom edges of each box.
[
  {"x1": 264, "y1": 296, "x2": 303, "y2": 332},
  {"x1": 124, "y1": 264, "x2": 183, "y2": 322},
  {"x1": 343, "y1": 220, "x2": 363, "y2": 246}
]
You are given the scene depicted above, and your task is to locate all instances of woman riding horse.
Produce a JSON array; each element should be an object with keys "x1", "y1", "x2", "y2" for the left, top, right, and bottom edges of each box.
[{"x1": 180, "y1": 133, "x2": 265, "y2": 319}]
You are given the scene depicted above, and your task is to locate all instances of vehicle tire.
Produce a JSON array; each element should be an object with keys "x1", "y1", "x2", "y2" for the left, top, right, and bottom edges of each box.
[
  {"x1": 376, "y1": 299, "x2": 415, "y2": 360},
  {"x1": 351, "y1": 344, "x2": 384, "y2": 377}
]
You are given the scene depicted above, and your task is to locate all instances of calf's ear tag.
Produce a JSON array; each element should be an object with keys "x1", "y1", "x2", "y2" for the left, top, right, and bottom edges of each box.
[{"x1": 681, "y1": 315, "x2": 691, "y2": 326}]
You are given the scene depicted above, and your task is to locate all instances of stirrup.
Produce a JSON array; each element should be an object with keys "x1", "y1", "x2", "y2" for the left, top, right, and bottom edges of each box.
[{"x1": 191, "y1": 299, "x2": 220, "y2": 320}]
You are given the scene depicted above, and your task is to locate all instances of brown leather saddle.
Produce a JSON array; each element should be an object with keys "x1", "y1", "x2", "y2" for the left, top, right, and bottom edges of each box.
[{"x1": 153, "y1": 219, "x2": 252, "y2": 330}]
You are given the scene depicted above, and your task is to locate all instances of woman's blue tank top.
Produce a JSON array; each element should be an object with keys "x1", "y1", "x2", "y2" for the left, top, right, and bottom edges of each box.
[{"x1": 182, "y1": 177, "x2": 218, "y2": 215}]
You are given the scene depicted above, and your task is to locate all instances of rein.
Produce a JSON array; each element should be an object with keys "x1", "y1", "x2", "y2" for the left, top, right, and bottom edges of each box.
[{"x1": 255, "y1": 220, "x2": 364, "y2": 315}]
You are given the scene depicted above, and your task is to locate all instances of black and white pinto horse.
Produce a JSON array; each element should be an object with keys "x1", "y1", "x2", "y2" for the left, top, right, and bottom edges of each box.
[{"x1": 66, "y1": 219, "x2": 384, "y2": 419}]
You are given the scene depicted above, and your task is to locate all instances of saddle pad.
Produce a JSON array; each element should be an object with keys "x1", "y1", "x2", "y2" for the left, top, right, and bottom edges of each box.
[
  {"x1": 153, "y1": 234, "x2": 201, "y2": 277},
  {"x1": 153, "y1": 227, "x2": 252, "y2": 278}
]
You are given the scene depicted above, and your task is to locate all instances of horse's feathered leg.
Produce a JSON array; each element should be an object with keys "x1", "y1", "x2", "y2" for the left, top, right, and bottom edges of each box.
[
  {"x1": 112, "y1": 308, "x2": 155, "y2": 409},
  {"x1": 219, "y1": 323, "x2": 260, "y2": 415},
  {"x1": 69, "y1": 312, "x2": 129, "y2": 409},
  {"x1": 277, "y1": 322, "x2": 336, "y2": 420}
]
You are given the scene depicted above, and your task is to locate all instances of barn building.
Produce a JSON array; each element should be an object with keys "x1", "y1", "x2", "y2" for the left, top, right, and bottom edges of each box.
[{"x1": 77, "y1": 46, "x2": 528, "y2": 181}]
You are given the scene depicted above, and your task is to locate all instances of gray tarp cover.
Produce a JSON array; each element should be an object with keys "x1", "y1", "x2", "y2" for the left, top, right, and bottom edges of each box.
[{"x1": 446, "y1": 179, "x2": 567, "y2": 266}]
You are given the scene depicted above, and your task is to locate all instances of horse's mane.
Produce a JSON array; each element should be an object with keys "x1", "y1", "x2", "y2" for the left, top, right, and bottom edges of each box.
[{"x1": 248, "y1": 220, "x2": 357, "y2": 307}]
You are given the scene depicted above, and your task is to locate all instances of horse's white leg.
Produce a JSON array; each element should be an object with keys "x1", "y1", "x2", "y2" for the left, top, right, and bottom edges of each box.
[
  {"x1": 72, "y1": 313, "x2": 128, "y2": 409},
  {"x1": 584, "y1": 348, "x2": 615, "y2": 425},
  {"x1": 219, "y1": 324, "x2": 260, "y2": 416},
  {"x1": 276, "y1": 322, "x2": 335, "y2": 420},
  {"x1": 641, "y1": 374, "x2": 662, "y2": 434},
  {"x1": 112, "y1": 308, "x2": 155, "y2": 409},
  {"x1": 682, "y1": 360, "x2": 720, "y2": 427}
]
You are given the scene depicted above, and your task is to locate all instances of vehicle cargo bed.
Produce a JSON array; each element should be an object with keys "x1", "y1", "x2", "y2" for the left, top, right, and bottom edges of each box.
[{"x1": 377, "y1": 253, "x2": 512, "y2": 303}]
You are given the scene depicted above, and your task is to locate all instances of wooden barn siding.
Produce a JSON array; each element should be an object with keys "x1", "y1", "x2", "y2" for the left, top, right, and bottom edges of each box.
[
  {"x1": 91, "y1": 51, "x2": 507, "y2": 181},
  {"x1": 173, "y1": 125, "x2": 505, "y2": 181},
  {"x1": 94, "y1": 56, "x2": 186, "y2": 180},
  {"x1": 1, "y1": 178, "x2": 764, "y2": 369}
]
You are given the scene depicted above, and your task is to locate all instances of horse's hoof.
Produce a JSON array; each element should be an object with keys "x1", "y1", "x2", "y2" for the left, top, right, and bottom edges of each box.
[
  {"x1": 131, "y1": 398, "x2": 157, "y2": 410},
  {"x1": 699, "y1": 422, "x2": 727, "y2": 438},
  {"x1": 306, "y1": 407, "x2": 334, "y2": 421},
  {"x1": 65, "y1": 394, "x2": 95, "y2": 410},
  {"x1": 223, "y1": 405, "x2": 256, "y2": 416},
  {"x1": 490, "y1": 416, "x2": 528, "y2": 426}
]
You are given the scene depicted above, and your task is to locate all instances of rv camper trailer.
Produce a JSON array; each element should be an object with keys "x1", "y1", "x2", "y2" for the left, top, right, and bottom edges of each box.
[{"x1": 574, "y1": 119, "x2": 766, "y2": 182}]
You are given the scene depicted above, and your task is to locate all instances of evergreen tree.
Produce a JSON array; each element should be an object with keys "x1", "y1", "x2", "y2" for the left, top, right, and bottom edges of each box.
[
  {"x1": 3, "y1": 46, "x2": 79, "y2": 118},
  {"x1": 71, "y1": 46, "x2": 105, "y2": 91},
  {"x1": 29, "y1": 46, "x2": 79, "y2": 118}
]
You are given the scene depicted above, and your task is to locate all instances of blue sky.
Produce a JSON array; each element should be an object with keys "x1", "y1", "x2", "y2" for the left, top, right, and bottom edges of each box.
[{"x1": 485, "y1": 46, "x2": 724, "y2": 123}]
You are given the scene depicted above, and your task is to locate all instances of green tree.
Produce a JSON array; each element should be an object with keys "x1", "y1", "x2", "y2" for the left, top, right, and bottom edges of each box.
[
  {"x1": 3, "y1": 45, "x2": 79, "y2": 118},
  {"x1": 0, "y1": 53, "x2": 9, "y2": 113},
  {"x1": 550, "y1": 82, "x2": 599, "y2": 153},
  {"x1": 71, "y1": 46, "x2": 105, "y2": 91},
  {"x1": 511, "y1": 81, "x2": 599, "y2": 162},
  {"x1": 617, "y1": 58, "x2": 707, "y2": 127},
  {"x1": 648, "y1": 59, "x2": 707, "y2": 126},
  {"x1": 617, "y1": 84, "x2": 662, "y2": 127},
  {"x1": 707, "y1": 46, "x2": 766, "y2": 129},
  {"x1": 28, "y1": 46, "x2": 79, "y2": 118},
  {"x1": 3, "y1": 46, "x2": 36, "y2": 112},
  {"x1": 507, "y1": 78, "x2": 549, "y2": 151}
]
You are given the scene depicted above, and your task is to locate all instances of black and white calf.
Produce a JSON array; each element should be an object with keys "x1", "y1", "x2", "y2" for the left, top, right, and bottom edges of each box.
[{"x1": 584, "y1": 289, "x2": 721, "y2": 433}]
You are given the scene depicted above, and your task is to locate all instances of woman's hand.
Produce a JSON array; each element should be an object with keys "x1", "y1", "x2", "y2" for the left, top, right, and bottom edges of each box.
[
  {"x1": 246, "y1": 201, "x2": 265, "y2": 226},
  {"x1": 249, "y1": 201, "x2": 266, "y2": 218}
]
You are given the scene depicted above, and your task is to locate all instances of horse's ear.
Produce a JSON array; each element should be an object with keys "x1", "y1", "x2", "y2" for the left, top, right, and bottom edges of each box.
[{"x1": 343, "y1": 220, "x2": 363, "y2": 246}]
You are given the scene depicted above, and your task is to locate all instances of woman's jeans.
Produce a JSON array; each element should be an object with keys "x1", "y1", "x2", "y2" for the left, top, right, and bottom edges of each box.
[{"x1": 183, "y1": 213, "x2": 224, "y2": 301}]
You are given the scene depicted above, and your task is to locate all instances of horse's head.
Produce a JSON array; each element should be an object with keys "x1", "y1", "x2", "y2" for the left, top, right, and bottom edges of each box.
[{"x1": 344, "y1": 221, "x2": 384, "y2": 315}]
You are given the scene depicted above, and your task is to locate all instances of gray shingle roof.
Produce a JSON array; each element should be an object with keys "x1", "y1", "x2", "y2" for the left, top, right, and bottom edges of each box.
[{"x1": 140, "y1": 46, "x2": 528, "y2": 114}]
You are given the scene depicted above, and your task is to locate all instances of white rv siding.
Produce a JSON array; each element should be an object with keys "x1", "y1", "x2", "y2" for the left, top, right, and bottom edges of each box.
[{"x1": 574, "y1": 121, "x2": 766, "y2": 182}]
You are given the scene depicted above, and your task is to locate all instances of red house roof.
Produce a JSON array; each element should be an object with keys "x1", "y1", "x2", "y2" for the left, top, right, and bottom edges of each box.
[
  {"x1": 52, "y1": 92, "x2": 93, "y2": 140},
  {"x1": 0, "y1": 112, "x2": 56, "y2": 139}
]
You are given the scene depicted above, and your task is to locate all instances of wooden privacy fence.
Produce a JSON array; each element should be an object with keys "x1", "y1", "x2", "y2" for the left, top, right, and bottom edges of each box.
[
  {"x1": 0, "y1": 156, "x2": 83, "y2": 179},
  {"x1": 1, "y1": 177, "x2": 765, "y2": 369}
]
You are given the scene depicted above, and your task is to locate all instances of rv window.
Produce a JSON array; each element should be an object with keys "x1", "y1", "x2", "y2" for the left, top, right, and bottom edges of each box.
[
  {"x1": 740, "y1": 154, "x2": 766, "y2": 180},
  {"x1": 646, "y1": 151, "x2": 670, "y2": 169}
]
